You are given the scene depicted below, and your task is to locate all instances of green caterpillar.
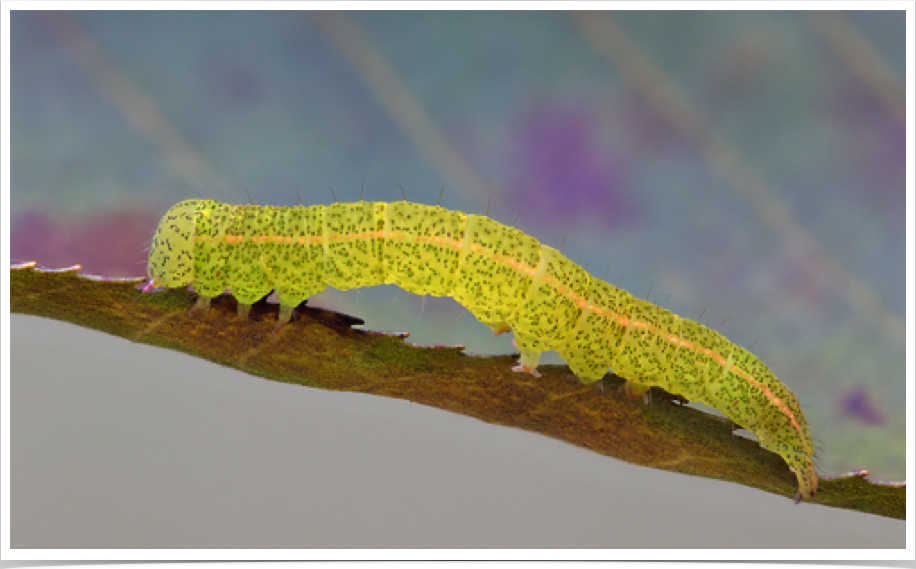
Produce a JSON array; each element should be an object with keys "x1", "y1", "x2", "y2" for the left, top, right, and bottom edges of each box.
[{"x1": 146, "y1": 199, "x2": 818, "y2": 501}]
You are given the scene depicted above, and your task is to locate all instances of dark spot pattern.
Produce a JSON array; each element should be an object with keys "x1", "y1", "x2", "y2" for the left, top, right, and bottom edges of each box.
[
  {"x1": 146, "y1": 200, "x2": 199, "y2": 287},
  {"x1": 559, "y1": 278, "x2": 632, "y2": 380},
  {"x1": 452, "y1": 214, "x2": 541, "y2": 328},
  {"x1": 512, "y1": 246, "x2": 590, "y2": 355},
  {"x1": 324, "y1": 201, "x2": 385, "y2": 290},
  {"x1": 383, "y1": 202, "x2": 465, "y2": 295},
  {"x1": 146, "y1": 198, "x2": 817, "y2": 499}
]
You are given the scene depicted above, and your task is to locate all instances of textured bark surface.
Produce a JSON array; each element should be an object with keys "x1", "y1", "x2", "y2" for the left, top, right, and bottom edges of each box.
[{"x1": 10, "y1": 264, "x2": 905, "y2": 520}]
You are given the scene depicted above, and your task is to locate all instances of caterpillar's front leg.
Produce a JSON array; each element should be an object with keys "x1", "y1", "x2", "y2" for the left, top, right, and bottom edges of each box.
[
  {"x1": 491, "y1": 322, "x2": 512, "y2": 336},
  {"x1": 189, "y1": 294, "x2": 212, "y2": 316},
  {"x1": 273, "y1": 304, "x2": 296, "y2": 334},
  {"x1": 271, "y1": 287, "x2": 323, "y2": 334},
  {"x1": 624, "y1": 379, "x2": 651, "y2": 404}
]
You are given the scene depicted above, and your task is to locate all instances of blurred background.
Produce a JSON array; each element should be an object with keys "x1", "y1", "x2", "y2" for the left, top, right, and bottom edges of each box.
[{"x1": 10, "y1": 10, "x2": 906, "y2": 483}]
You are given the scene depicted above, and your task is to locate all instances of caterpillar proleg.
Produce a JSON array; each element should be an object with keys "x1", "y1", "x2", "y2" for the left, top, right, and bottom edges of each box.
[{"x1": 147, "y1": 199, "x2": 818, "y2": 500}]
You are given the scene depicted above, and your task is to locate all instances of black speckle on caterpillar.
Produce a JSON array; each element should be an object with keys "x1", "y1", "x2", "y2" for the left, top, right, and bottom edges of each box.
[{"x1": 146, "y1": 199, "x2": 818, "y2": 501}]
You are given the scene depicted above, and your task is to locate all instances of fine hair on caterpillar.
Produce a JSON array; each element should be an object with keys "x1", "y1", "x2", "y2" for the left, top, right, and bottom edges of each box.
[{"x1": 146, "y1": 198, "x2": 818, "y2": 502}]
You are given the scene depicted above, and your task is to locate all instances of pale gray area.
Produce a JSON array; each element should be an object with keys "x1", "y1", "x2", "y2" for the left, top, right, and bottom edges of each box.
[{"x1": 10, "y1": 314, "x2": 905, "y2": 549}]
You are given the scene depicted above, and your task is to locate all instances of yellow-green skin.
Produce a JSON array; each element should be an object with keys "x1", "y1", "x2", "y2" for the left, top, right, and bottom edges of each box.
[{"x1": 148, "y1": 199, "x2": 817, "y2": 500}]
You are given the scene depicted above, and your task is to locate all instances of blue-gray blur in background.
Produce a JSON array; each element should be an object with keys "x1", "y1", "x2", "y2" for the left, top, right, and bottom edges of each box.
[{"x1": 10, "y1": 11, "x2": 906, "y2": 482}]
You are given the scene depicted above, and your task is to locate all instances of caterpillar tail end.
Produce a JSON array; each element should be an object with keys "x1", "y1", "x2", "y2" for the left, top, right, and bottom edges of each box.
[
  {"x1": 512, "y1": 351, "x2": 542, "y2": 378},
  {"x1": 791, "y1": 461, "x2": 819, "y2": 504}
]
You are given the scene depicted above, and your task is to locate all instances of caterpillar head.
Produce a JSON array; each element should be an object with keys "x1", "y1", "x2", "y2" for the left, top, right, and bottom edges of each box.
[{"x1": 146, "y1": 199, "x2": 200, "y2": 289}]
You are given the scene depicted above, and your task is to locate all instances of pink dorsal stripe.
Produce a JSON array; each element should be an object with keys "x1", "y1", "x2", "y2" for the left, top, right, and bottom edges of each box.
[{"x1": 194, "y1": 219, "x2": 810, "y2": 458}]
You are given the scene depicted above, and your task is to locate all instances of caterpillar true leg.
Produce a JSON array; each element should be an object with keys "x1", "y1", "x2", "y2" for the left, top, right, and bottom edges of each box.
[
  {"x1": 273, "y1": 304, "x2": 296, "y2": 334},
  {"x1": 190, "y1": 295, "x2": 212, "y2": 315},
  {"x1": 624, "y1": 379, "x2": 651, "y2": 400},
  {"x1": 491, "y1": 322, "x2": 512, "y2": 336}
]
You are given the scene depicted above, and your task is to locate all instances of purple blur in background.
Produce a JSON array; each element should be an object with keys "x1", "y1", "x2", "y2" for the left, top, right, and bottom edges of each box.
[{"x1": 10, "y1": 10, "x2": 906, "y2": 487}]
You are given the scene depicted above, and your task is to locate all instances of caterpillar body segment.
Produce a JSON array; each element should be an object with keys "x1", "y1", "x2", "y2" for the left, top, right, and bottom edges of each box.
[
  {"x1": 323, "y1": 201, "x2": 385, "y2": 290},
  {"x1": 451, "y1": 213, "x2": 541, "y2": 330},
  {"x1": 383, "y1": 201, "x2": 465, "y2": 296},
  {"x1": 147, "y1": 198, "x2": 818, "y2": 500}
]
